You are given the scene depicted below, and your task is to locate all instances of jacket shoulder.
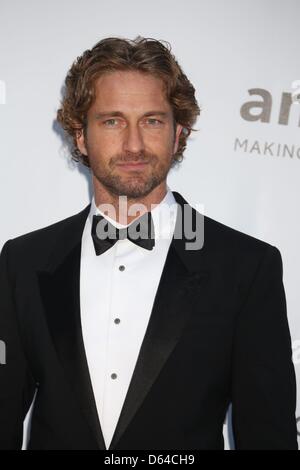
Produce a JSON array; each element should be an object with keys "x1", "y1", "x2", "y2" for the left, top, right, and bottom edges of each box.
[
  {"x1": 203, "y1": 213, "x2": 273, "y2": 254},
  {"x1": 1, "y1": 204, "x2": 91, "y2": 261},
  {"x1": 173, "y1": 190, "x2": 274, "y2": 256}
]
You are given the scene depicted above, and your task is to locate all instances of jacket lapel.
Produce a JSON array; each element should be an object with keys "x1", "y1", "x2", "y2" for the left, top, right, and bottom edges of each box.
[
  {"x1": 37, "y1": 191, "x2": 209, "y2": 450},
  {"x1": 37, "y1": 205, "x2": 106, "y2": 449}
]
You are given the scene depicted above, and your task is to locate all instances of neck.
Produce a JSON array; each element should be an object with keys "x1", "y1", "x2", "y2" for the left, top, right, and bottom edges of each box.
[{"x1": 93, "y1": 179, "x2": 168, "y2": 225}]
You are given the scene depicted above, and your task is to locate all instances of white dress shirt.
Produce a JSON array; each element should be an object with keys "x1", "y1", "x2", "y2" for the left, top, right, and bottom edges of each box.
[{"x1": 80, "y1": 186, "x2": 178, "y2": 449}]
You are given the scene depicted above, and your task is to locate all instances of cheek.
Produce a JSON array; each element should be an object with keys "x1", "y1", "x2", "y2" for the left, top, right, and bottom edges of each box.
[
  {"x1": 146, "y1": 129, "x2": 174, "y2": 146},
  {"x1": 150, "y1": 136, "x2": 175, "y2": 155},
  {"x1": 87, "y1": 127, "x2": 120, "y2": 152}
]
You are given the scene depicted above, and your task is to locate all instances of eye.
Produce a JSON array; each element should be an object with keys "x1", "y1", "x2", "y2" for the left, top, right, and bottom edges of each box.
[
  {"x1": 147, "y1": 118, "x2": 163, "y2": 126},
  {"x1": 103, "y1": 118, "x2": 119, "y2": 127}
]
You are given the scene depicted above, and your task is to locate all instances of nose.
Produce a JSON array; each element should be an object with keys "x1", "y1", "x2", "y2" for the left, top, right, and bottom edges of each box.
[{"x1": 123, "y1": 123, "x2": 145, "y2": 155}]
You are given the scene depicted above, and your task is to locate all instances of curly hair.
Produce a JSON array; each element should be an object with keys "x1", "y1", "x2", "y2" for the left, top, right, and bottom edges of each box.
[{"x1": 56, "y1": 36, "x2": 201, "y2": 168}]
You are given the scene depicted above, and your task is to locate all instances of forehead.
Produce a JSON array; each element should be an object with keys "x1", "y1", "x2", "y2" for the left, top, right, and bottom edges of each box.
[{"x1": 92, "y1": 70, "x2": 170, "y2": 109}]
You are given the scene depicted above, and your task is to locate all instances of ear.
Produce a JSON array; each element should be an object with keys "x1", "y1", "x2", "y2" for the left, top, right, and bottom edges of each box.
[
  {"x1": 173, "y1": 123, "x2": 183, "y2": 155},
  {"x1": 75, "y1": 128, "x2": 88, "y2": 156}
]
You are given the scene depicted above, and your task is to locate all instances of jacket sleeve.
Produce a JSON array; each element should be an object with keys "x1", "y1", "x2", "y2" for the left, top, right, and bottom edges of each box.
[
  {"x1": 0, "y1": 240, "x2": 36, "y2": 450},
  {"x1": 231, "y1": 244, "x2": 298, "y2": 450}
]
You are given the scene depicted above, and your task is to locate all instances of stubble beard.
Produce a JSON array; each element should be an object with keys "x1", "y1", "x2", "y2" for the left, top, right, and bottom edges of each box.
[{"x1": 91, "y1": 153, "x2": 174, "y2": 199}]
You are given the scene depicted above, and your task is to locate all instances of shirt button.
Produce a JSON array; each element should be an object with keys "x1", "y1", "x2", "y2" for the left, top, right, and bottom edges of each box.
[
  {"x1": 119, "y1": 265, "x2": 125, "y2": 271},
  {"x1": 114, "y1": 318, "x2": 121, "y2": 324},
  {"x1": 111, "y1": 373, "x2": 117, "y2": 380}
]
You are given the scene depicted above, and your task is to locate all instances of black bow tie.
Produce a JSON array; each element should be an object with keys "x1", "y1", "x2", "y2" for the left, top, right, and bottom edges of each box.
[{"x1": 91, "y1": 211, "x2": 155, "y2": 256}]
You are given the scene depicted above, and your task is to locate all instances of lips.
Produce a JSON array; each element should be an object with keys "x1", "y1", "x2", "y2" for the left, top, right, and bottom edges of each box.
[
  {"x1": 117, "y1": 162, "x2": 149, "y2": 170},
  {"x1": 117, "y1": 161, "x2": 149, "y2": 165}
]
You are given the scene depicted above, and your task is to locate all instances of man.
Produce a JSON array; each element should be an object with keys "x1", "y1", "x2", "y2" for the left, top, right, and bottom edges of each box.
[{"x1": 0, "y1": 36, "x2": 298, "y2": 450}]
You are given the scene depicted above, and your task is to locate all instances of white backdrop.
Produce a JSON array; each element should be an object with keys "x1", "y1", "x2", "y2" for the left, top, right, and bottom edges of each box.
[{"x1": 0, "y1": 0, "x2": 299, "y2": 450}]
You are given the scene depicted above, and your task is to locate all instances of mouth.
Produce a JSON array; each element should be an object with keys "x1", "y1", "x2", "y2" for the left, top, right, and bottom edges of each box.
[{"x1": 116, "y1": 162, "x2": 149, "y2": 171}]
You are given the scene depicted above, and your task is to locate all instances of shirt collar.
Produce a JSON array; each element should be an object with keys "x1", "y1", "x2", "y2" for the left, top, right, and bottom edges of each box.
[{"x1": 89, "y1": 186, "x2": 178, "y2": 241}]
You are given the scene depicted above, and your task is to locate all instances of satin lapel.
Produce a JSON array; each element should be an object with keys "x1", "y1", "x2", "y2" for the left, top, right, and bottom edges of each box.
[
  {"x1": 108, "y1": 191, "x2": 209, "y2": 449},
  {"x1": 37, "y1": 204, "x2": 106, "y2": 449}
]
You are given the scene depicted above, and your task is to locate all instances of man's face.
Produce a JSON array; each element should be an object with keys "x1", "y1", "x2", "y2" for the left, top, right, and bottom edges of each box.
[{"x1": 76, "y1": 70, "x2": 183, "y2": 199}]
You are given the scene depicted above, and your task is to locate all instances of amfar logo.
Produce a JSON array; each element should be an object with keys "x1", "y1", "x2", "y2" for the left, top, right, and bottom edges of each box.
[
  {"x1": 240, "y1": 86, "x2": 300, "y2": 126},
  {"x1": 234, "y1": 82, "x2": 300, "y2": 159}
]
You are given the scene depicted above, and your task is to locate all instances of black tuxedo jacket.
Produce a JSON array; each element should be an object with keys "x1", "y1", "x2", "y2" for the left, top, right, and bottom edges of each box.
[{"x1": 0, "y1": 191, "x2": 297, "y2": 450}]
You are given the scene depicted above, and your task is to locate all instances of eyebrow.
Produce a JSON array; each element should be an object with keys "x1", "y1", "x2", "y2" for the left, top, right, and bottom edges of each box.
[{"x1": 94, "y1": 111, "x2": 169, "y2": 120}]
